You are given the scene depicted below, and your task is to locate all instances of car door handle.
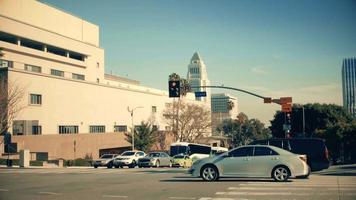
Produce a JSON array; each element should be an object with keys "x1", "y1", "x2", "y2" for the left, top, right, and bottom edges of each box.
[{"x1": 271, "y1": 157, "x2": 279, "y2": 160}]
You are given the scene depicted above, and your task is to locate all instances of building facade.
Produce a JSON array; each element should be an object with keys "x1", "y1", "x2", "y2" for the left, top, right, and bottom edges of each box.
[
  {"x1": 0, "y1": 0, "x2": 209, "y2": 159},
  {"x1": 187, "y1": 52, "x2": 211, "y2": 104},
  {"x1": 342, "y1": 58, "x2": 356, "y2": 118},
  {"x1": 211, "y1": 93, "x2": 239, "y2": 136}
]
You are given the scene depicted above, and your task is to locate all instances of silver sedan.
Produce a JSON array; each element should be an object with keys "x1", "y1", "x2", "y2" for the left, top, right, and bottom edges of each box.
[{"x1": 189, "y1": 145, "x2": 310, "y2": 182}]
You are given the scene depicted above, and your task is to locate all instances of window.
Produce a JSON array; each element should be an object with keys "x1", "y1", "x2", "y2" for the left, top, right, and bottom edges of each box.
[
  {"x1": 21, "y1": 38, "x2": 43, "y2": 51},
  {"x1": 72, "y1": 73, "x2": 85, "y2": 80},
  {"x1": 59, "y1": 126, "x2": 78, "y2": 134},
  {"x1": 25, "y1": 64, "x2": 41, "y2": 73},
  {"x1": 51, "y1": 69, "x2": 64, "y2": 77},
  {"x1": 0, "y1": 59, "x2": 13, "y2": 68},
  {"x1": 90, "y1": 125, "x2": 105, "y2": 133},
  {"x1": 230, "y1": 147, "x2": 253, "y2": 157},
  {"x1": 253, "y1": 147, "x2": 278, "y2": 156},
  {"x1": 47, "y1": 45, "x2": 66, "y2": 57},
  {"x1": 0, "y1": 31, "x2": 17, "y2": 44},
  {"x1": 69, "y1": 51, "x2": 84, "y2": 61},
  {"x1": 269, "y1": 140, "x2": 283, "y2": 149},
  {"x1": 114, "y1": 125, "x2": 127, "y2": 132},
  {"x1": 152, "y1": 106, "x2": 157, "y2": 113},
  {"x1": 30, "y1": 94, "x2": 42, "y2": 105},
  {"x1": 32, "y1": 125, "x2": 42, "y2": 135}
]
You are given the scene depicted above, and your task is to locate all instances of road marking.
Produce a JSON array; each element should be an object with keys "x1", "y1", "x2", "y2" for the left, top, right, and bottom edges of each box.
[
  {"x1": 230, "y1": 187, "x2": 356, "y2": 191},
  {"x1": 216, "y1": 191, "x2": 356, "y2": 196},
  {"x1": 199, "y1": 198, "x2": 249, "y2": 200},
  {"x1": 102, "y1": 195, "x2": 128, "y2": 198},
  {"x1": 38, "y1": 191, "x2": 62, "y2": 195},
  {"x1": 237, "y1": 183, "x2": 356, "y2": 187},
  {"x1": 0, "y1": 189, "x2": 9, "y2": 192},
  {"x1": 169, "y1": 197, "x2": 196, "y2": 200}
]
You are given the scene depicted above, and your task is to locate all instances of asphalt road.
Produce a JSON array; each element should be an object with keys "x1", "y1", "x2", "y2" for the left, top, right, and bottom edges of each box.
[{"x1": 0, "y1": 165, "x2": 355, "y2": 200}]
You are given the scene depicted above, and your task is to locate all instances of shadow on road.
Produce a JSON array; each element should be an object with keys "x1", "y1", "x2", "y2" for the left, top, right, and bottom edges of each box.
[{"x1": 161, "y1": 177, "x2": 291, "y2": 183}]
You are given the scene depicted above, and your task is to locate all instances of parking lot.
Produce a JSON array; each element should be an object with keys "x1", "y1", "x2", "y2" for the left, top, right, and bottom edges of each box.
[{"x1": 0, "y1": 165, "x2": 355, "y2": 200}]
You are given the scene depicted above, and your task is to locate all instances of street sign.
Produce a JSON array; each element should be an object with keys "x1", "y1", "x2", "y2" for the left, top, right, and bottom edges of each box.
[
  {"x1": 195, "y1": 91, "x2": 207, "y2": 97},
  {"x1": 281, "y1": 103, "x2": 292, "y2": 112}
]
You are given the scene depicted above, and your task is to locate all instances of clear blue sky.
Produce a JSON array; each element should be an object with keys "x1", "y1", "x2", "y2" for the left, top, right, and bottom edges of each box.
[{"x1": 42, "y1": 0, "x2": 356, "y2": 124}]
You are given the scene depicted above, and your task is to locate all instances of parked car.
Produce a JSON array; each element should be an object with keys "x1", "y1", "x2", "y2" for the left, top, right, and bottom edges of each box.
[
  {"x1": 93, "y1": 154, "x2": 118, "y2": 168},
  {"x1": 172, "y1": 154, "x2": 192, "y2": 168},
  {"x1": 138, "y1": 152, "x2": 172, "y2": 168},
  {"x1": 249, "y1": 138, "x2": 330, "y2": 171},
  {"x1": 113, "y1": 151, "x2": 146, "y2": 168},
  {"x1": 189, "y1": 145, "x2": 310, "y2": 182}
]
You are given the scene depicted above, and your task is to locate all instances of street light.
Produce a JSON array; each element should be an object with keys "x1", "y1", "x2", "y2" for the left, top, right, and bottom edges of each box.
[{"x1": 127, "y1": 106, "x2": 143, "y2": 150}]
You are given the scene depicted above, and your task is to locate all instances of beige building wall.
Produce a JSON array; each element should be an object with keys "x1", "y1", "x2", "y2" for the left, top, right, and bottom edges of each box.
[
  {"x1": 1, "y1": 133, "x2": 130, "y2": 160},
  {"x1": 0, "y1": 0, "x2": 211, "y2": 159}
]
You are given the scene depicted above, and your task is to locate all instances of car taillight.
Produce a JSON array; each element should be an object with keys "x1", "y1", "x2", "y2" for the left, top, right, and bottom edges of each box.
[
  {"x1": 325, "y1": 147, "x2": 329, "y2": 160},
  {"x1": 299, "y1": 155, "x2": 307, "y2": 163}
]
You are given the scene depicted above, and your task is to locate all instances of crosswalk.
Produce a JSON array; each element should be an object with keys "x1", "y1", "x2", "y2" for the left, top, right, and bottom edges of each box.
[{"x1": 197, "y1": 178, "x2": 356, "y2": 200}]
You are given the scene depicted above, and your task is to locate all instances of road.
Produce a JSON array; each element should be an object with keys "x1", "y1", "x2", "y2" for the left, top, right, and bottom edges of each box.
[{"x1": 0, "y1": 165, "x2": 355, "y2": 200}]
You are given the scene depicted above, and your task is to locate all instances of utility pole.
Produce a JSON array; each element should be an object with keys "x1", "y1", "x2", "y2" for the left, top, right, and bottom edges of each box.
[{"x1": 127, "y1": 106, "x2": 143, "y2": 150}]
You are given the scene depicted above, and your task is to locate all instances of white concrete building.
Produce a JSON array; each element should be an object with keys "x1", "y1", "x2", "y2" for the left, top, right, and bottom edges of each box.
[
  {"x1": 211, "y1": 93, "x2": 239, "y2": 136},
  {"x1": 187, "y1": 52, "x2": 211, "y2": 105},
  {"x1": 0, "y1": 0, "x2": 209, "y2": 159}
]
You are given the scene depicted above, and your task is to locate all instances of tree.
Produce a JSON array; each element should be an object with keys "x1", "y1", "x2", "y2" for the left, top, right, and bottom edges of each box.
[
  {"x1": 0, "y1": 74, "x2": 25, "y2": 135},
  {"x1": 162, "y1": 100, "x2": 211, "y2": 142},
  {"x1": 270, "y1": 103, "x2": 353, "y2": 138},
  {"x1": 270, "y1": 103, "x2": 356, "y2": 163},
  {"x1": 125, "y1": 121, "x2": 157, "y2": 152},
  {"x1": 218, "y1": 113, "x2": 271, "y2": 148}
]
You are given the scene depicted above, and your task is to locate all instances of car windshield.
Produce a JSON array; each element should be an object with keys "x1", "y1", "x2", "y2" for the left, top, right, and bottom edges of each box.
[
  {"x1": 121, "y1": 151, "x2": 135, "y2": 156},
  {"x1": 148, "y1": 153, "x2": 160, "y2": 157},
  {"x1": 100, "y1": 154, "x2": 113, "y2": 159},
  {"x1": 173, "y1": 155, "x2": 185, "y2": 159}
]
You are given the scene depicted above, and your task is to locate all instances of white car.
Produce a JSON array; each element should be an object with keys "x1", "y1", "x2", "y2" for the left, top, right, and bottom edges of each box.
[
  {"x1": 189, "y1": 145, "x2": 310, "y2": 182},
  {"x1": 113, "y1": 151, "x2": 146, "y2": 168}
]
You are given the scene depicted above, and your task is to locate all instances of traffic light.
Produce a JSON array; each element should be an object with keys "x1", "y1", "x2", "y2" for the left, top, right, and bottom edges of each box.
[
  {"x1": 168, "y1": 80, "x2": 180, "y2": 98},
  {"x1": 286, "y1": 112, "x2": 292, "y2": 125}
]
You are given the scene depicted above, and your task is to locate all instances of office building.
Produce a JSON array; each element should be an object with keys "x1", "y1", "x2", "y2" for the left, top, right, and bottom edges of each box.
[
  {"x1": 187, "y1": 52, "x2": 211, "y2": 104},
  {"x1": 342, "y1": 58, "x2": 356, "y2": 118},
  {"x1": 211, "y1": 93, "x2": 239, "y2": 136},
  {"x1": 0, "y1": 0, "x2": 208, "y2": 159}
]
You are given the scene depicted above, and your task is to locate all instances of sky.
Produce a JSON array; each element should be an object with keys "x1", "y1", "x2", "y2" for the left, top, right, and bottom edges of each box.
[{"x1": 42, "y1": 0, "x2": 356, "y2": 125}]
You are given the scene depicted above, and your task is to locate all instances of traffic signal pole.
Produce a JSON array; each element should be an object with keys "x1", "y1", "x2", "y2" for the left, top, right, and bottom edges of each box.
[{"x1": 191, "y1": 85, "x2": 293, "y2": 138}]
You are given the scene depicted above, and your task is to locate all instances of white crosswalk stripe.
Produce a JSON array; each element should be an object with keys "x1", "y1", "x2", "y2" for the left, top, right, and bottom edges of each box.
[{"x1": 200, "y1": 177, "x2": 356, "y2": 200}]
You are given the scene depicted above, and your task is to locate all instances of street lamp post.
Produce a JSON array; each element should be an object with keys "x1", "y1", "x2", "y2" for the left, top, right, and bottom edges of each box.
[{"x1": 127, "y1": 106, "x2": 143, "y2": 150}]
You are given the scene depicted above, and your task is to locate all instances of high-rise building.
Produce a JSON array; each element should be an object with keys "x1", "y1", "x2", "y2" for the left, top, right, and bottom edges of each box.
[
  {"x1": 187, "y1": 52, "x2": 211, "y2": 104},
  {"x1": 342, "y1": 58, "x2": 356, "y2": 118},
  {"x1": 211, "y1": 93, "x2": 239, "y2": 136}
]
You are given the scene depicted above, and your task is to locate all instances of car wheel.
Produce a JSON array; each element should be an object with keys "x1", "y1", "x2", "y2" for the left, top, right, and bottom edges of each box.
[
  {"x1": 272, "y1": 166, "x2": 290, "y2": 182},
  {"x1": 129, "y1": 160, "x2": 136, "y2": 168},
  {"x1": 155, "y1": 160, "x2": 160, "y2": 168},
  {"x1": 201, "y1": 165, "x2": 219, "y2": 181},
  {"x1": 94, "y1": 165, "x2": 98, "y2": 168},
  {"x1": 107, "y1": 162, "x2": 113, "y2": 168}
]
